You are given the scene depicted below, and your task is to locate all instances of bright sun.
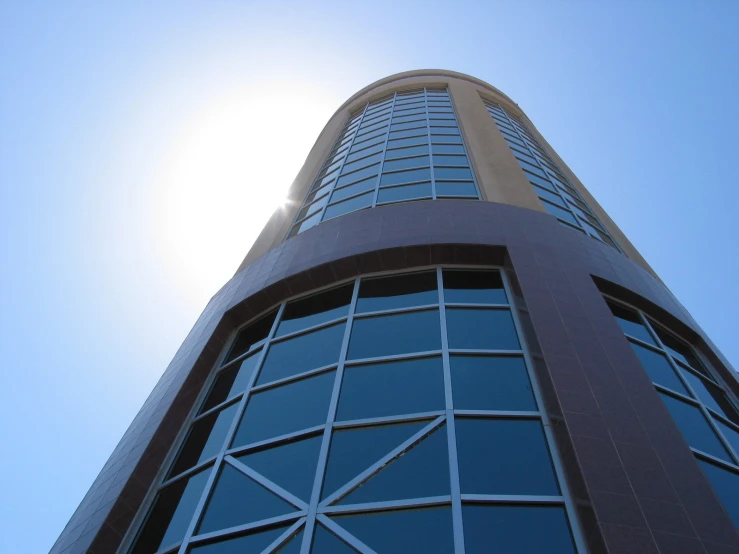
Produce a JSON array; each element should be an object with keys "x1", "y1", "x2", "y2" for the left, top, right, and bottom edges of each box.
[{"x1": 156, "y1": 81, "x2": 339, "y2": 304}]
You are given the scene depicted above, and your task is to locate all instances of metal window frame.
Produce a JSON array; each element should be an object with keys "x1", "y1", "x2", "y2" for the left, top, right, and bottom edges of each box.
[{"x1": 123, "y1": 266, "x2": 589, "y2": 553}]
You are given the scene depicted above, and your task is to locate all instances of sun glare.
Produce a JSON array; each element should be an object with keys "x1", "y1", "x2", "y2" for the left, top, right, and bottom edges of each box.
[{"x1": 156, "y1": 81, "x2": 339, "y2": 304}]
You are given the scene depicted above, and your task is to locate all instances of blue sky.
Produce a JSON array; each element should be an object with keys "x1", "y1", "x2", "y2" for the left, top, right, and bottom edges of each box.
[{"x1": 1, "y1": 1, "x2": 738, "y2": 552}]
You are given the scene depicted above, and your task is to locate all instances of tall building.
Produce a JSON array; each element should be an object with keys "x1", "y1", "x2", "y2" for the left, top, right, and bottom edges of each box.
[{"x1": 53, "y1": 70, "x2": 739, "y2": 554}]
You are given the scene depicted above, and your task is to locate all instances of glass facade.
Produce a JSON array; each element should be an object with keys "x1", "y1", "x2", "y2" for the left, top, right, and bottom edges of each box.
[
  {"x1": 606, "y1": 298, "x2": 739, "y2": 528},
  {"x1": 484, "y1": 101, "x2": 619, "y2": 249},
  {"x1": 130, "y1": 268, "x2": 582, "y2": 553},
  {"x1": 289, "y1": 89, "x2": 480, "y2": 238}
]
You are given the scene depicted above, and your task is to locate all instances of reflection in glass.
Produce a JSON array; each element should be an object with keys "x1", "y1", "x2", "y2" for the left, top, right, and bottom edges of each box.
[
  {"x1": 348, "y1": 310, "x2": 441, "y2": 360},
  {"x1": 224, "y1": 311, "x2": 276, "y2": 364},
  {"x1": 258, "y1": 323, "x2": 344, "y2": 385},
  {"x1": 232, "y1": 371, "x2": 335, "y2": 447},
  {"x1": 659, "y1": 393, "x2": 731, "y2": 462},
  {"x1": 456, "y1": 418, "x2": 559, "y2": 495},
  {"x1": 606, "y1": 302, "x2": 655, "y2": 345},
  {"x1": 630, "y1": 342, "x2": 689, "y2": 396},
  {"x1": 356, "y1": 271, "x2": 437, "y2": 313},
  {"x1": 446, "y1": 308, "x2": 520, "y2": 350},
  {"x1": 335, "y1": 506, "x2": 454, "y2": 554},
  {"x1": 198, "y1": 465, "x2": 295, "y2": 534},
  {"x1": 201, "y1": 352, "x2": 261, "y2": 413},
  {"x1": 450, "y1": 356, "x2": 536, "y2": 411},
  {"x1": 443, "y1": 270, "x2": 506, "y2": 304},
  {"x1": 277, "y1": 284, "x2": 352, "y2": 337},
  {"x1": 132, "y1": 469, "x2": 210, "y2": 553},
  {"x1": 322, "y1": 421, "x2": 427, "y2": 500},
  {"x1": 189, "y1": 525, "x2": 288, "y2": 554},
  {"x1": 338, "y1": 425, "x2": 449, "y2": 505},
  {"x1": 463, "y1": 504, "x2": 575, "y2": 554},
  {"x1": 169, "y1": 403, "x2": 238, "y2": 477},
  {"x1": 338, "y1": 357, "x2": 444, "y2": 420},
  {"x1": 236, "y1": 434, "x2": 322, "y2": 502},
  {"x1": 697, "y1": 460, "x2": 739, "y2": 528}
]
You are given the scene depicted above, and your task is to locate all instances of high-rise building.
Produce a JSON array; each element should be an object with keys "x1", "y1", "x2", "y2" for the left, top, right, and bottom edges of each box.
[{"x1": 53, "y1": 70, "x2": 739, "y2": 554}]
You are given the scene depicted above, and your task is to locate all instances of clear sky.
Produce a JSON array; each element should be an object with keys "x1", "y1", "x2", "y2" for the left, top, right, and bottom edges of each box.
[{"x1": 1, "y1": 1, "x2": 738, "y2": 552}]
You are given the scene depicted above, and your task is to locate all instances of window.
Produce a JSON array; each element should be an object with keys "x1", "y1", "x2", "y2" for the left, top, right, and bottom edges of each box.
[
  {"x1": 606, "y1": 297, "x2": 739, "y2": 529},
  {"x1": 130, "y1": 269, "x2": 582, "y2": 552},
  {"x1": 484, "y1": 100, "x2": 619, "y2": 250},
  {"x1": 289, "y1": 89, "x2": 480, "y2": 237}
]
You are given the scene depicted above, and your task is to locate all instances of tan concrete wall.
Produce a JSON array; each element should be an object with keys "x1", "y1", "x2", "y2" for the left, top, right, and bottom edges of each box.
[{"x1": 236, "y1": 69, "x2": 655, "y2": 277}]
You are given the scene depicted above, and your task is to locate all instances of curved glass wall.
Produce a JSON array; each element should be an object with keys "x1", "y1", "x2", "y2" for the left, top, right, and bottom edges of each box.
[
  {"x1": 605, "y1": 297, "x2": 739, "y2": 528},
  {"x1": 130, "y1": 268, "x2": 583, "y2": 553},
  {"x1": 289, "y1": 89, "x2": 480, "y2": 238},
  {"x1": 484, "y1": 101, "x2": 619, "y2": 250}
]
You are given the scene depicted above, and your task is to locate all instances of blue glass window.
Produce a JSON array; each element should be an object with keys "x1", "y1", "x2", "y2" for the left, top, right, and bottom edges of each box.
[
  {"x1": 442, "y1": 269, "x2": 506, "y2": 304},
  {"x1": 376, "y1": 182, "x2": 432, "y2": 203},
  {"x1": 334, "y1": 506, "x2": 454, "y2": 554},
  {"x1": 322, "y1": 421, "x2": 428, "y2": 500},
  {"x1": 463, "y1": 505, "x2": 576, "y2": 554},
  {"x1": 456, "y1": 418, "x2": 560, "y2": 495},
  {"x1": 450, "y1": 356, "x2": 536, "y2": 411},
  {"x1": 277, "y1": 284, "x2": 352, "y2": 337},
  {"x1": 132, "y1": 468, "x2": 210, "y2": 553},
  {"x1": 697, "y1": 460, "x2": 739, "y2": 528},
  {"x1": 630, "y1": 342, "x2": 689, "y2": 395},
  {"x1": 446, "y1": 308, "x2": 520, "y2": 350},
  {"x1": 224, "y1": 311, "x2": 276, "y2": 364},
  {"x1": 197, "y1": 465, "x2": 296, "y2": 534},
  {"x1": 258, "y1": 323, "x2": 345, "y2": 385},
  {"x1": 348, "y1": 310, "x2": 441, "y2": 359},
  {"x1": 356, "y1": 271, "x2": 438, "y2": 313},
  {"x1": 337, "y1": 357, "x2": 445, "y2": 420},
  {"x1": 201, "y1": 352, "x2": 260, "y2": 413},
  {"x1": 659, "y1": 393, "x2": 732, "y2": 461},
  {"x1": 189, "y1": 525, "x2": 288, "y2": 554},
  {"x1": 232, "y1": 371, "x2": 335, "y2": 447}
]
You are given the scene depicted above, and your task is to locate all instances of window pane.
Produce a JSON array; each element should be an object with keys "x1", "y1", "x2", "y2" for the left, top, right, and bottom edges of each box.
[
  {"x1": 451, "y1": 356, "x2": 536, "y2": 411},
  {"x1": 385, "y1": 144, "x2": 429, "y2": 159},
  {"x1": 323, "y1": 192, "x2": 374, "y2": 221},
  {"x1": 434, "y1": 167, "x2": 473, "y2": 180},
  {"x1": 376, "y1": 182, "x2": 432, "y2": 204},
  {"x1": 132, "y1": 469, "x2": 210, "y2": 553},
  {"x1": 322, "y1": 421, "x2": 428, "y2": 499},
  {"x1": 431, "y1": 134, "x2": 462, "y2": 144},
  {"x1": 714, "y1": 418, "x2": 739, "y2": 456},
  {"x1": 659, "y1": 393, "x2": 732, "y2": 461},
  {"x1": 463, "y1": 505, "x2": 575, "y2": 554},
  {"x1": 198, "y1": 465, "x2": 295, "y2": 534},
  {"x1": 678, "y1": 367, "x2": 737, "y2": 422},
  {"x1": 340, "y1": 152, "x2": 383, "y2": 175},
  {"x1": 356, "y1": 271, "x2": 438, "y2": 313},
  {"x1": 697, "y1": 460, "x2": 739, "y2": 528},
  {"x1": 337, "y1": 357, "x2": 445, "y2": 420},
  {"x1": 380, "y1": 167, "x2": 431, "y2": 187},
  {"x1": 606, "y1": 302, "x2": 655, "y2": 345},
  {"x1": 225, "y1": 311, "x2": 276, "y2": 364},
  {"x1": 330, "y1": 177, "x2": 376, "y2": 204},
  {"x1": 311, "y1": 525, "x2": 357, "y2": 553},
  {"x1": 433, "y1": 154, "x2": 469, "y2": 166},
  {"x1": 446, "y1": 308, "x2": 520, "y2": 350},
  {"x1": 334, "y1": 506, "x2": 454, "y2": 554},
  {"x1": 432, "y1": 144, "x2": 465, "y2": 155},
  {"x1": 189, "y1": 525, "x2": 288, "y2": 554},
  {"x1": 338, "y1": 425, "x2": 449, "y2": 505},
  {"x1": 276, "y1": 530, "x2": 304, "y2": 554},
  {"x1": 630, "y1": 342, "x2": 689, "y2": 396},
  {"x1": 336, "y1": 166, "x2": 380, "y2": 188},
  {"x1": 277, "y1": 284, "x2": 353, "y2": 337},
  {"x1": 442, "y1": 269, "x2": 506, "y2": 304},
  {"x1": 387, "y1": 136, "x2": 427, "y2": 150},
  {"x1": 653, "y1": 326, "x2": 711, "y2": 378},
  {"x1": 169, "y1": 403, "x2": 239, "y2": 477},
  {"x1": 435, "y1": 181, "x2": 478, "y2": 197},
  {"x1": 382, "y1": 155, "x2": 430, "y2": 172},
  {"x1": 236, "y1": 434, "x2": 322, "y2": 502},
  {"x1": 348, "y1": 310, "x2": 441, "y2": 360},
  {"x1": 258, "y1": 323, "x2": 345, "y2": 384},
  {"x1": 201, "y1": 352, "x2": 260, "y2": 413},
  {"x1": 456, "y1": 418, "x2": 560, "y2": 495},
  {"x1": 232, "y1": 371, "x2": 335, "y2": 446},
  {"x1": 542, "y1": 201, "x2": 579, "y2": 226}
]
